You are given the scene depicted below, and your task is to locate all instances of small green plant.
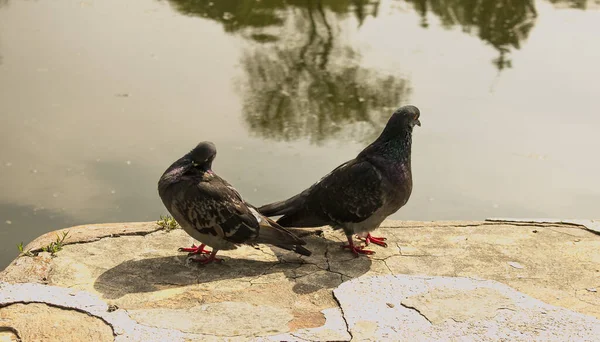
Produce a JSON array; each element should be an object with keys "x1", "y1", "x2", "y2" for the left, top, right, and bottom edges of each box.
[
  {"x1": 41, "y1": 231, "x2": 69, "y2": 255},
  {"x1": 17, "y1": 242, "x2": 34, "y2": 257},
  {"x1": 157, "y1": 215, "x2": 179, "y2": 231}
]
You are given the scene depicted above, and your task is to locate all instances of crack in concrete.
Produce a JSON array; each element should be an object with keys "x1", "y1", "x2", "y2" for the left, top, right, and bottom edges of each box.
[
  {"x1": 485, "y1": 219, "x2": 595, "y2": 231},
  {"x1": 134, "y1": 318, "x2": 247, "y2": 339},
  {"x1": 0, "y1": 301, "x2": 117, "y2": 335},
  {"x1": 286, "y1": 262, "x2": 309, "y2": 280},
  {"x1": 289, "y1": 332, "x2": 310, "y2": 341},
  {"x1": 332, "y1": 291, "x2": 353, "y2": 341},
  {"x1": 393, "y1": 242, "x2": 431, "y2": 258},
  {"x1": 25, "y1": 229, "x2": 165, "y2": 255},
  {"x1": 399, "y1": 221, "x2": 576, "y2": 231},
  {"x1": 382, "y1": 259, "x2": 394, "y2": 275},
  {"x1": 319, "y1": 243, "x2": 352, "y2": 279},
  {"x1": 0, "y1": 286, "x2": 199, "y2": 341},
  {"x1": 291, "y1": 269, "x2": 322, "y2": 281},
  {"x1": 400, "y1": 302, "x2": 433, "y2": 325},
  {"x1": 566, "y1": 281, "x2": 600, "y2": 308},
  {"x1": 0, "y1": 326, "x2": 22, "y2": 342},
  {"x1": 325, "y1": 243, "x2": 333, "y2": 271},
  {"x1": 547, "y1": 228, "x2": 584, "y2": 238}
]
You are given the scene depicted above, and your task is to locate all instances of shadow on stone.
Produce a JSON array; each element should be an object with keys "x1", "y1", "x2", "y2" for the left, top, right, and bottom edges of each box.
[{"x1": 93, "y1": 234, "x2": 372, "y2": 300}]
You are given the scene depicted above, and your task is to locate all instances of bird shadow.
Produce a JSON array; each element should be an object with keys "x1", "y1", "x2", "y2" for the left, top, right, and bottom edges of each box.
[{"x1": 93, "y1": 235, "x2": 372, "y2": 299}]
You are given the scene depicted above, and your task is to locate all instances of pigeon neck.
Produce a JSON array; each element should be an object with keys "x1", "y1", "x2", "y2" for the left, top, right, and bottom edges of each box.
[{"x1": 373, "y1": 128, "x2": 413, "y2": 162}]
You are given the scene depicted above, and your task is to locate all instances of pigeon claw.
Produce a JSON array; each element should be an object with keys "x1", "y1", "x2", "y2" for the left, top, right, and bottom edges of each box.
[
  {"x1": 342, "y1": 236, "x2": 375, "y2": 256},
  {"x1": 190, "y1": 250, "x2": 222, "y2": 264},
  {"x1": 191, "y1": 255, "x2": 223, "y2": 264},
  {"x1": 341, "y1": 244, "x2": 375, "y2": 256},
  {"x1": 178, "y1": 243, "x2": 211, "y2": 255},
  {"x1": 362, "y1": 234, "x2": 388, "y2": 247}
]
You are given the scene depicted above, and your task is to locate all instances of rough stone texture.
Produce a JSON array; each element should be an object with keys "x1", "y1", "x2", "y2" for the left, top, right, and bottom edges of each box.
[
  {"x1": 0, "y1": 219, "x2": 599, "y2": 341},
  {"x1": 21, "y1": 222, "x2": 165, "y2": 254},
  {"x1": 0, "y1": 303, "x2": 113, "y2": 342},
  {"x1": 0, "y1": 252, "x2": 53, "y2": 284},
  {"x1": 258, "y1": 308, "x2": 351, "y2": 342},
  {"x1": 0, "y1": 281, "x2": 198, "y2": 341},
  {"x1": 0, "y1": 328, "x2": 20, "y2": 342},
  {"x1": 127, "y1": 302, "x2": 293, "y2": 336},
  {"x1": 401, "y1": 287, "x2": 518, "y2": 324},
  {"x1": 487, "y1": 218, "x2": 600, "y2": 234},
  {"x1": 334, "y1": 275, "x2": 600, "y2": 341}
]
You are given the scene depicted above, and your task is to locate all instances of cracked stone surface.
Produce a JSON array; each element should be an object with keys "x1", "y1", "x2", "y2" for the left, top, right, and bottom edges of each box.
[
  {"x1": 127, "y1": 302, "x2": 293, "y2": 335},
  {"x1": 334, "y1": 275, "x2": 600, "y2": 340},
  {"x1": 0, "y1": 303, "x2": 113, "y2": 342},
  {"x1": 0, "y1": 327, "x2": 20, "y2": 342},
  {"x1": 401, "y1": 286, "x2": 518, "y2": 324},
  {"x1": 0, "y1": 219, "x2": 599, "y2": 341}
]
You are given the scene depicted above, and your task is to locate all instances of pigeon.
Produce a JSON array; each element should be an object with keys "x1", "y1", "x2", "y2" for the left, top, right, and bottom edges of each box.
[
  {"x1": 258, "y1": 105, "x2": 421, "y2": 256},
  {"x1": 158, "y1": 141, "x2": 311, "y2": 264}
]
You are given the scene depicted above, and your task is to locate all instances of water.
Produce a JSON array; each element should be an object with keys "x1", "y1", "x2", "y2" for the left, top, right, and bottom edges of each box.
[{"x1": 0, "y1": 0, "x2": 599, "y2": 270}]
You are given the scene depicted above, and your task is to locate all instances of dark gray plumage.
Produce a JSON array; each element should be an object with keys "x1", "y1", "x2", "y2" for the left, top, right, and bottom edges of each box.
[
  {"x1": 258, "y1": 105, "x2": 421, "y2": 255},
  {"x1": 158, "y1": 141, "x2": 311, "y2": 264}
]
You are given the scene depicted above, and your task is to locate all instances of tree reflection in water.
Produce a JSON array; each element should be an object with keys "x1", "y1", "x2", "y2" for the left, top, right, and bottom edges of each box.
[
  {"x1": 547, "y1": 0, "x2": 600, "y2": 9},
  {"x1": 239, "y1": 2, "x2": 410, "y2": 144},
  {"x1": 167, "y1": 0, "x2": 410, "y2": 144},
  {"x1": 406, "y1": 0, "x2": 537, "y2": 70},
  {"x1": 165, "y1": 0, "x2": 594, "y2": 141}
]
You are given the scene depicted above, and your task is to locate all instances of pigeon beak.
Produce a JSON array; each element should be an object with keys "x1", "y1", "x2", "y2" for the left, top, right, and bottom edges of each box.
[{"x1": 414, "y1": 118, "x2": 421, "y2": 127}]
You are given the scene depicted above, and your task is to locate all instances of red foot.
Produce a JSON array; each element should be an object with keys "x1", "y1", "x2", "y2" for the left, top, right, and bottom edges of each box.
[
  {"x1": 178, "y1": 243, "x2": 210, "y2": 255},
  {"x1": 341, "y1": 244, "x2": 375, "y2": 256},
  {"x1": 190, "y1": 250, "x2": 222, "y2": 264},
  {"x1": 341, "y1": 236, "x2": 374, "y2": 256},
  {"x1": 361, "y1": 233, "x2": 388, "y2": 247}
]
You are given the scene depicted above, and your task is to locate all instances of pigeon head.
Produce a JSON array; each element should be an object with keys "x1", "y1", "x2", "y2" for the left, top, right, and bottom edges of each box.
[
  {"x1": 189, "y1": 141, "x2": 217, "y2": 170},
  {"x1": 386, "y1": 105, "x2": 421, "y2": 132},
  {"x1": 366, "y1": 105, "x2": 420, "y2": 157}
]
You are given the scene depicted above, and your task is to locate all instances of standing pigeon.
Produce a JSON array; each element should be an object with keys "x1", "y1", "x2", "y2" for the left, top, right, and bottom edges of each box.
[
  {"x1": 158, "y1": 141, "x2": 311, "y2": 264},
  {"x1": 258, "y1": 105, "x2": 421, "y2": 256}
]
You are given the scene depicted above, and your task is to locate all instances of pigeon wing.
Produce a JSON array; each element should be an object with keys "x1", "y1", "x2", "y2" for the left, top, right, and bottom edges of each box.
[
  {"x1": 307, "y1": 159, "x2": 384, "y2": 224},
  {"x1": 169, "y1": 175, "x2": 260, "y2": 244}
]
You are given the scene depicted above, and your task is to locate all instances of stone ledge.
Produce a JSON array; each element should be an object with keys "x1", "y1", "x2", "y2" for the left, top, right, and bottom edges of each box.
[
  {"x1": 487, "y1": 218, "x2": 600, "y2": 235},
  {"x1": 0, "y1": 219, "x2": 599, "y2": 341}
]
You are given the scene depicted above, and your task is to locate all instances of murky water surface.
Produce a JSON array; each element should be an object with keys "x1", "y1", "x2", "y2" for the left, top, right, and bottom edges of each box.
[{"x1": 1, "y1": 0, "x2": 599, "y2": 268}]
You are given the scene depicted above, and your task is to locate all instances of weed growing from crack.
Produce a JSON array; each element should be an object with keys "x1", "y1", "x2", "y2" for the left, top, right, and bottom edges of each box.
[
  {"x1": 16, "y1": 242, "x2": 34, "y2": 257},
  {"x1": 157, "y1": 215, "x2": 179, "y2": 231},
  {"x1": 41, "y1": 231, "x2": 69, "y2": 255}
]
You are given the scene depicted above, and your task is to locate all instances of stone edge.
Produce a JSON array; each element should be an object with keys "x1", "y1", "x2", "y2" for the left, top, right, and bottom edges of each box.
[{"x1": 486, "y1": 218, "x2": 599, "y2": 235}]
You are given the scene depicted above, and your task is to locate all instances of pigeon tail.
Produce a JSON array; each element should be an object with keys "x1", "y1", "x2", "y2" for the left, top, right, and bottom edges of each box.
[
  {"x1": 258, "y1": 192, "x2": 306, "y2": 217},
  {"x1": 253, "y1": 216, "x2": 312, "y2": 256},
  {"x1": 273, "y1": 243, "x2": 312, "y2": 257},
  {"x1": 276, "y1": 210, "x2": 329, "y2": 228}
]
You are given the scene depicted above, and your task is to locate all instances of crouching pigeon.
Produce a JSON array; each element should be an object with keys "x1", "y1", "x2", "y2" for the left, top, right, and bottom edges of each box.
[
  {"x1": 158, "y1": 141, "x2": 311, "y2": 264},
  {"x1": 258, "y1": 105, "x2": 421, "y2": 256}
]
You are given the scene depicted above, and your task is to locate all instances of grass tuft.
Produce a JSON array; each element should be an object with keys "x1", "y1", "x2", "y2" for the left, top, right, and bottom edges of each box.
[
  {"x1": 41, "y1": 231, "x2": 69, "y2": 255},
  {"x1": 157, "y1": 215, "x2": 179, "y2": 231},
  {"x1": 16, "y1": 242, "x2": 34, "y2": 257}
]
